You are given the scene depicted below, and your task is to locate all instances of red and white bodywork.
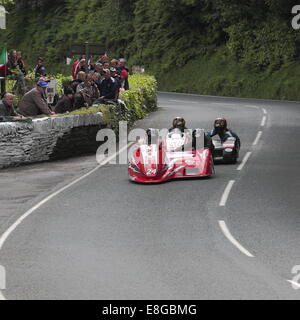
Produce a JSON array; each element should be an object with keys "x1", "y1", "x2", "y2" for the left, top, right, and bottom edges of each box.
[{"x1": 128, "y1": 130, "x2": 214, "y2": 183}]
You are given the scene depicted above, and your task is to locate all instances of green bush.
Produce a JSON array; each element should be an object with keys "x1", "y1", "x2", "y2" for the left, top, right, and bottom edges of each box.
[{"x1": 120, "y1": 73, "x2": 158, "y2": 121}]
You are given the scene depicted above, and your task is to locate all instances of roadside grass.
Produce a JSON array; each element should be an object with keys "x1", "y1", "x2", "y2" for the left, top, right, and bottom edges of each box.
[{"x1": 157, "y1": 47, "x2": 300, "y2": 101}]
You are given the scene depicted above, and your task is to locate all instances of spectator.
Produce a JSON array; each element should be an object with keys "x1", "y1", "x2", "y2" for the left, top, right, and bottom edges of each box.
[
  {"x1": 99, "y1": 69, "x2": 117, "y2": 101},
  {"x1": 54, "y1": 88, "x2": 75, "y2": 114},
  {"x1": 88, "y1": 56, "x2": 95, "y2": 71},
  {"x1": 98, "y1": 53, "x2": 109, "y2": 64},
  {"x1": 103, "y1": 62, "x2": 110, "y2": 70},
  {"x1": 110, "y1": 59, "x2": 119, "y2": 69},
  {"x1": 71, "y1": 71, "x2": 86, "y2": 92},
  {"x1": 95, "y1": 62, "x2": 103, "y2": 74},
  {"x1": 34, "y1": 57, "x2": 47, "y2": 79},
  {"x1": 72, "y1": 55, "x2": 87, "y2": 79},
  {"x1": 7, "y1": 49, "x2": 18, "y2": 70},
  {"x1": 17, "y1": 51, "x2": 26, "y2": 75},
  {"x1": 76, "y1": 73, "x2": 100, "y2": 106},
  {"x1": 18, "y1": 80, "x2": 55, "y2": 117},
  {"x1": 92, "y1": 72, "x2": 102, "y2": 92},
  {"x1": 76, "y1": 58, "x2": 88, "y2": 76},
  {"x1": 0, "y1": 93, "x2": 24, "y2": 121},
  {"x1": 72, "y1": 56, "x2": 81, "y2": 80},
  {"x1": 73, "y1": 91, "x2": 86, "y2": 110},
  {"x1": 118, "y1": 58, "x2": 129, "y2": 90},
  {"x1": 95, "y1": 62, "x2": 105, "y2": 79},
  {"x1": 7, "y1": 49, "x2": 26, "y2": 93},
  {"x1": 110, "y1": 67, "x2": 121, "y2": 98}
]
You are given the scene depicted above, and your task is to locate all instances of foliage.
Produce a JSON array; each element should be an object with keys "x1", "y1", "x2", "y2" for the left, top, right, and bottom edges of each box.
[
  {"x1": 0, "y1": 1, "x2": 300, "y2": 100},
  {"x1": 120, "y1": 74, "x2": 158, "y2": 121},
  {"x1": 158, "y1": 47, "x2": 300, "y2": 101}
]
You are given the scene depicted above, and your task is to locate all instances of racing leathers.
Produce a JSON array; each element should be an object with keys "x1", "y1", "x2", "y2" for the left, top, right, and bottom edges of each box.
[
  {"x1": 207, "y1": 128, "x2": 239, "y2": 143},
  {"x1": 169, "y1": 127, "x2": 214, "y2": 152}
]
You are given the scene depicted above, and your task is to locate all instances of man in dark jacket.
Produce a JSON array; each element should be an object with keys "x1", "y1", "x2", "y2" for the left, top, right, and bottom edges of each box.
[
  {"x1": 110, "y1": 67, "x2": 121, "y2": 98},
  {"x1": 19, "y1": 81, "x2": 55, "y2": 117},
  {"x1": 0, "y1": 93, "x2": 24, "y2": 121},
  {"x1": 34, "y1": 57, "x2": 47, "y2": 79},
  {"x1": 99, "y1": 69, "x2": 117, "y2": 100},
  {"x1": 54, "y1": 88, "x2": 75, "y2": 114}
]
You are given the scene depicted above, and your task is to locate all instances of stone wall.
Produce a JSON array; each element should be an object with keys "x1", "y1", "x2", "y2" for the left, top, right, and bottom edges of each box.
[{"x1": 0, "y1": 113, "x2": 106, "y2": 169}]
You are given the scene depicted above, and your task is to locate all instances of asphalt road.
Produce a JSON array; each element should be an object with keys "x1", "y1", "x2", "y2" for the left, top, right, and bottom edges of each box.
[{"x1": 1, "y1": 92, "x2": 300, "y2": 300}]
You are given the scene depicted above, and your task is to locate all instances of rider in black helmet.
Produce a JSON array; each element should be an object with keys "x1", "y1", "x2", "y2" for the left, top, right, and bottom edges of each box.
[
  {"x1": 169, "y1": 117, "x2": 214, "y2": 151},
  {"x1": 169, "y1": 117, "x2": 187, "y2": 132},
  {"x1": 208, "y1": 118, "x2": 239, "y2": 143}
]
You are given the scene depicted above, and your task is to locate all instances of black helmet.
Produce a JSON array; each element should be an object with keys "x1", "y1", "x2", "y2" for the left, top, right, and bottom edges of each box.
[
  {"x1": 214, "y1": 118, "x2": 227, "y2": 131},
  {"x1": 172, "y1": 117, "x2": 186, "y2": 132}
]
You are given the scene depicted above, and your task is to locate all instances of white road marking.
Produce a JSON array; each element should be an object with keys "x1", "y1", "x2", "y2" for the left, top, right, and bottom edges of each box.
[
  {"x1": 237, "y1": 152, "x2": 252, "y2": 171},
  {"x1": 0, "y1": 291, "x2": 5, "y2": 300},
  {"x1": 219, "y1": 221, "x2": 254, "y2": 258},
  {"x1": 210, "y1": 103, "x2": 236, "y2": 106},
  {"x1": 262, "y1": 108, "x2": 267, "y2": 115},
  {"x1": 261, "y1": 116, "x2": 267, "y2": 127},
  {"x1": 169, "y1": 99, "x2": 198, "y2": 104},
  {"x1": 244, "y1": 105, "x2": 260, "y2": 110},
  {"x1": 287, "y1": 280, "x2": 300, "y2": 289},
  {"x1": 219, "y1": 180, "x2": 235, "y2": 207},
  {"x1": 0, "y1": 142, "x2": 133, "y2": 251},
  {"x1": 0, "y1": 143, "x2": 133, "y2": 301},
  {"x1": 252, "y1": 131, "x2": 263, "y2": 146},
  {"x1": 168, "y1": 99, "x2": 184, "y2": 103}
]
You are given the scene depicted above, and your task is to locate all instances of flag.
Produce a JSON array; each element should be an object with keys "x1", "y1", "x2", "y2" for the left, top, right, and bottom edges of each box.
[{"x1": 0, "y1": 47, "x2": 7, "y2": 66}]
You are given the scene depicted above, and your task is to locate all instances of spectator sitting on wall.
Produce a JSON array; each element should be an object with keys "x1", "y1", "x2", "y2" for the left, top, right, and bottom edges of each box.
[
  {"x1": 76, "y1": 73, "x2": 100, "y2": 106},
  {"x1": 98, "y1": 69, "x2": 117, "y2": 102},
  {"x1": 54, "y1": 88, "x2": 75, "y2": 114},
  {"x1": 73, "y1": 91, "x2": 87, "y2": 110},
  {"x1": 34, "y1": 57, "x2": 47, "y2": 79},
  {"x1": 18, "y1": 80, "x2": 55, "y2": 117},
  {"x1": 118, "y1": 58, "x2": 129, "y2": 91},
  {"x1": 0, "y1": 93, "x2": 24, "y2": 121},
  {"x1": 71, "y1": 71, "x2": 86, "y2": 92},
  {"x1": 7, "y1": 49, "x2": 26, "y2": 93}
]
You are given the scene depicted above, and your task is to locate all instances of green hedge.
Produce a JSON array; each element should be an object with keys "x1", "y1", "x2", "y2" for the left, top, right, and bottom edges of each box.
[{"x1": 120, "y1": 74, "x2": 158, "y2": 120}]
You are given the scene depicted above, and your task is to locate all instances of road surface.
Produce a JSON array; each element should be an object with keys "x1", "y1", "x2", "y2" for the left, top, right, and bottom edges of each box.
[{"x1": 0, "y1": 92, "x2": 300, "y2": 299}]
